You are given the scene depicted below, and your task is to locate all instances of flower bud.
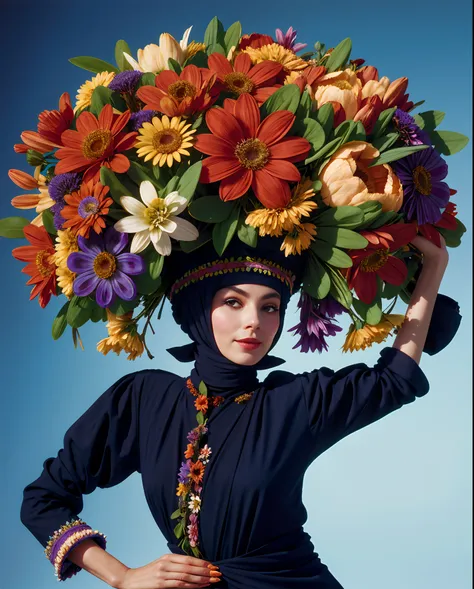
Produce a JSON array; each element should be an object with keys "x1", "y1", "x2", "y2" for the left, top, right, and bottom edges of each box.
[{"x1": 26, "y1": 149, "x2": 45, "y2": 167}]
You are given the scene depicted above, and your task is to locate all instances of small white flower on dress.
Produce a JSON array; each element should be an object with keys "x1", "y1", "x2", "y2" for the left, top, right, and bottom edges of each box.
[
  {"x1": 188, "y1": 494, "x2": 201, "y2": 514},
  {"x1": 198, "y1": 444, "x2": 212, "y2": 464}
]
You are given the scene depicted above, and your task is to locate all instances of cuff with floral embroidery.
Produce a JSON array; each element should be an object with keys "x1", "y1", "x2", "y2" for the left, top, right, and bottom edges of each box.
[{"x1": 44, "y1": 519, "x2": 107, "y2": 581}]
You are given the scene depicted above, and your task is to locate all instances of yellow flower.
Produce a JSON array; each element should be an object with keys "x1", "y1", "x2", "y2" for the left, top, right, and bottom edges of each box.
[
  {"x1": 74, "y1": 72, "x2": 116, "y2": 114},
  {"x1": 176, "y1": 483, "x2": 189, "y2": 497},
  {"x1": 9, "y1": 166, "x2": 54, "y2": 226},
  {"x1": 186, "y1": 41, "x2": 206, "y2": 60},
  {"x1": 53, "y1": 229, "x2": 79, "y2": 299},
  {"x1": 245, "y1": 178, "x2": 317, "y2": 237},
  {"x1": 243, "y1": 43, "x2": 307, "y2": 73},
  {"x1": 319, "y1": 141, "x2": 403, "y2": 212},
  {"x1": 312, "y1": 68, "x2": 362, "y2": 120},
  {"x1": 280, "y1": 222, "x2": 317, "y2": 256},
  {"x1": 342, "y1": 314, "x2": 406, "y2": 353},
  {"x1": 135, "y1": 115, "x2": 196, "y2": 167},
  {"x1": 96, "y1": 311, "x2": 145, "y2": 361}
]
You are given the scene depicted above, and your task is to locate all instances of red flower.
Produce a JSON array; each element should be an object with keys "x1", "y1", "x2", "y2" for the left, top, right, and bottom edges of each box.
[
  {"x1": 12, "y1": 225, "x2": 57, "y2": 308},
  {"x1": 61, "y1": 180, "x2": 114, "y2": 238},
  {"x1": 418, "y1": 198, "x2": 458, "y2": 247},
  {"x1": 55, "y1": 104, "x2": 137, "y2": 183},
  {"x1": 136, "y1": 65, "x2": 220, "y2": 117},
  {"x1": 14, "y1": 92, "x2": 74, "y2": 154},
  {"x1": 290, "y1": 65, "x2": 327, "y2": 94},
  {"x1": 194, "y1": 93, "x2": 311, "y2": 208},
  {"x1": 346, "y1": 223, "x2": 417, "y2": 304},
  {"x1": 208, "y1": 52, "x2": 282, "y2": 105},
  {"x1": 238, "y1": 33, "x2": 274, "y2": 51}
]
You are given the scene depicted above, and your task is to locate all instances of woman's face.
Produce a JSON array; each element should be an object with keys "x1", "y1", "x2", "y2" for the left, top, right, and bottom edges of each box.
[{"x1": 211, "y1": 283, "x2": 281, "y2": 365}]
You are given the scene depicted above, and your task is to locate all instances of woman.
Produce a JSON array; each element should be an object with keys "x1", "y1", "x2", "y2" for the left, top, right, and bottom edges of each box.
[{"x1": 20, "y1": 230, "x2": 454, "y2": 589}]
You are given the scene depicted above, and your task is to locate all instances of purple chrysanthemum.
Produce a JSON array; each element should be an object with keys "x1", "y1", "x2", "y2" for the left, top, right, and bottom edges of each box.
[
  {"x1": 178, "y1": 459, "x2": 191, "y2": 483},
  {"x1": 288, "y1": 293, "x2": 345, "y2": 353},
  {"x1": 109, "y1": 71, "x2": 142, "y2": 93},
  {"x1": 392, "y1": 147, "x2": 450, "y2": 225},
  {"x1": 275, "y1": 26, "x2": 307, "y2": 52},
  {"x1": 48, "y1": 172, "x2": 81, "y2": 203},
  {"x1": 51, "y1": 202, "x2": 66, "y2": 230},
  {"x1": 67, "y1": 227, "x2": 145, "y2": 307},
  {"x1": 393, "y1": 109, "x2": 431, "y2": 146},
  {"x1": 130, "y1": 110, "x2": 157, "y2": 131}
]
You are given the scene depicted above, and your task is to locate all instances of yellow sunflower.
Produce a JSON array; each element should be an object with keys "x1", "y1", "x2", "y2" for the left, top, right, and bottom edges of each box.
[
  {"x1": 96, "y1": 310, "x2": 145, "y2": 361},
  {"x1": 243, "y1": 43, "x2": 307, "y2": 73},
  {"x1": 186, "y1": 41, "x2": 206, "y2": 60},
  {"x1": 135, "y1": 115, "x2": 196, "y2": 167},
  {"x1": 342, "y1": 314, "x2": 406, "y2": 353},
  {"x1": 74, "y1": 71, "x2": 116, "y2": 114},
  {"x1": 281, "y1": 222, "x2": 317, "y2": 256},
  {"x1": 246, "y1": 178, "x2": 317, "y2": 237},
  {"x1": 53, "y1": 229, "x2": 79, "y2": 298}
]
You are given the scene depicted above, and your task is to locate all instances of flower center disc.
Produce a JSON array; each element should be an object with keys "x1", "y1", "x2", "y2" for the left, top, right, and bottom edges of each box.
[
  {"x1": 78, "y1": 196, "x2": 99, "y2": 218},
  {"x1": 413, "y1": 165, "x2": 432, "y2": 195},
  {"x1": 235, "y1": 138, "x2": 269, "y2": 170},
  {"x1": 144, "y1": 198, "x2": 168, "y2": 228},
  {"x1": 360, "y1": 248, "x2": 389, "y2": 272},
  {"x1": 332, "y1": 80, "x2": 353, "y2": 91},
  {"x1": 152, "y1": 129, "x2": 182, "y2": 153},
  {"x1": 224, "y1": 72, "x2": 255, "y2": 95},
  {"x1": 35, "y1": 250, "x2": 54, "y2": 277},
  {"x1": 82, "y1": 130, "x2": 113, "y2": 159},
  {"x1": 168, "y1": 80, "x2": 197, "y2": 102},
  {"x1": 93, "y1": 251, "x2": 117, "y2": 279}
]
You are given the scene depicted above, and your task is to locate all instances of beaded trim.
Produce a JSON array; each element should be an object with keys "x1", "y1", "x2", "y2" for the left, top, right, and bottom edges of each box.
[
  {"x1": 44, "y1": 519, "x2": 107, "y2": 581},
  {"x1": 168, "y1": 256, "x2": 296, "y2": 300}
]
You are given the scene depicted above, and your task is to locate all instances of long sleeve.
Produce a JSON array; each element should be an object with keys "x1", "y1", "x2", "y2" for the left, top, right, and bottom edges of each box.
[
  {"x1": 298, "y1": 347, "x2": 430, "y2": 459},
  {"x1": 20, "y1": 371, "x2": 142, "y2": 581}
]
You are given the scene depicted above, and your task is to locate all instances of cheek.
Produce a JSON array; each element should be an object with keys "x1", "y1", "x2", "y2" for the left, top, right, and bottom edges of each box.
[{"x1": 211, "y1": 306, "x2": 237, "y2": 343}]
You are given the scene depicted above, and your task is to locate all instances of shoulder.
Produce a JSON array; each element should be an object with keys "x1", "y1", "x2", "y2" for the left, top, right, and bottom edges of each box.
[{"x1": 262, "y1": 369, "x2": 299, "y2": 390}]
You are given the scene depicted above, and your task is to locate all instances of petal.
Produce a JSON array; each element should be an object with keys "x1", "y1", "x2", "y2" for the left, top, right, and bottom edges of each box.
[
  {"x1": 111, "y1": 270, "x2": 137, "y2": 301},
  {"x1": 12, "y1": 245, "x2": 39, "y2": 262},
  {"x1": 264, "y1": 159, "x2": 301, "y2": 182},
  {"x1": 73, "y1": 271, "x2": 100, "y2": 297},
  {"x1": 194, "y1": 134, "x2": 235, "y2": 157},
  {"x1": 234, "y1": 93, "x2": 260, "y2": 137},
  {"x1": 98, "y1": 104, "x2": 113, "y2": 131},
  {"x1": 114, "y1": 215, "x2": 150, "y2": 233},
  {"x1": 96, "y1": 279, "x2": 114, "y2": 307},
  {"x1": 168, "y1": 217, "x2": 200, "y2": 241},
  {"x1": 117, "y1": 253, "x2": 146, "y2": 275},
  {"x1": 220, "y1": 169, "x2": 253, "y2": 201},
  {"x1": 130, "y1": 230, "x2": 151, "y2": 254},
  {"x1": 120, "y1": 196, "x2": 146, "y2": 216},
  {"x1": 233, "y1": 53, "x2": 252, "y2": 74},
  {"x1": 248, "y1": 60, "x2": 282, "y2": 86},
  {"x1": 151, "y1": 230, "x2": 172, "y2": 256},
  {"x1": 110, "y1": 109, "x2": 131, "y2": 136},
  {"x1": 252, "y1": 170, "x2": 291, "y2": 208},
  {"x1": 109, "y1": 153, "x2": 131, "y2": 174},
  {"x1": 181, "y1": 64, "x2": 201, "y2": 88},
  {"x1": 140, "y1": 180, "x2": 159, "y2": 207},
  {"x1": 160, "y1": 219, "x2": 178, "y2": 233},
  {"x1": 67, "y1": 252, "x2": 94, "y2": 273},
  {"x1": 257, "y1": 110, "x2": 295, "y2": 146},
  {"x1": 164, "y1": 192, "x2": 188, "y2": 214},
  {"x1": 201, "y1": 156, "x2": 242, "y2": 182},
  {"x1": 205, "y1": 107, "x2": 245, "y2": 145},
  {"x1": 76, "y1": 111, "x2": 99, "y2": 135},
  {"x1": 208, "y1": 52, "x2": 234, "y2": 75},
  {"x1": 105, "y1": 228, "x2": 128, "y2": 255},
  {"x1": 269, "y1": 137, "x2": 311, "y2": 162},
  {"x1": 77, "y1": 231, "x2": 104, "y2": 255},
  {"x1": 60, "y1": 130, "x2": 84, "y2": 149},
  {"x1": 378, "y1": 256, "x2": 407, "y2": 285},
  {"x1": 354, "y1": 272, "x2": 377, "y2": 304}
]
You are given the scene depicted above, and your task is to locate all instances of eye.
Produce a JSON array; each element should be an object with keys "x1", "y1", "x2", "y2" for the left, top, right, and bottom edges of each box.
[
  {"x1": 224, "y1": 298, "x2": 241, "y2": 308},
  {"x1": 264, "y1": 304, "x2": 280, "y2": 313}
]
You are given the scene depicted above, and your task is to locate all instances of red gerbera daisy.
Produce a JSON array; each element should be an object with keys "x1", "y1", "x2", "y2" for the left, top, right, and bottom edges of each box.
[
  {"x1": 194, "y1": 93, "x2": 311, "y2": 208},
  {"x1": 208, "y1": 52, "x2": 282, "y2": 105},
  {"x1": 12, "y1": 225, "x2": 57, "y2": 308},
  {"x1": 61, "y1": 180, "x2": 114, "y2": 238},
  {"x1": 346, "y1": 223, "x2": 417, "y2": 304},
  {"x1": 136, "y1": 65, "x2": 220, "y2": 118},
  {"x1": 238, "y1": 33, "x2": 274, "y2": 51},
  {"x1": 55, "y1": 104, "x2": 137, "y2": 183}
]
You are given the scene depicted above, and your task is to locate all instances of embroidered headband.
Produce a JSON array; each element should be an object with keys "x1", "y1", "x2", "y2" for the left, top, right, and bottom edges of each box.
[{"x1": 168, "y1": 256, "x2": 297, "y2": 301}]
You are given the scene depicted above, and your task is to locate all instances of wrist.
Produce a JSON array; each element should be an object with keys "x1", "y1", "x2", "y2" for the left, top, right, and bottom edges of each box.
[{"x1": 111, "y1": 566, "x2": 131, "y2": 589}]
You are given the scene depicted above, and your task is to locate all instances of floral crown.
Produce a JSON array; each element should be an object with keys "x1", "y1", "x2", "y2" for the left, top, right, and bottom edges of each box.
[{"x1": 1, "y1": 18, "x2": 468, "y2": 360}]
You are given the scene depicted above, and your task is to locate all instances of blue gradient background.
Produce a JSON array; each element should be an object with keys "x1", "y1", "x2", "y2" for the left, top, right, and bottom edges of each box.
[{"x1": 1, "y1": 1, "x2": 471, "y2": 587}]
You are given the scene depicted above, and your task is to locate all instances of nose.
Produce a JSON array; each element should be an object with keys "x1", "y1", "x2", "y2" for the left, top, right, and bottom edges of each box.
[{"x1": 242, "y1": 304, "x2": 261, "y2": 330}]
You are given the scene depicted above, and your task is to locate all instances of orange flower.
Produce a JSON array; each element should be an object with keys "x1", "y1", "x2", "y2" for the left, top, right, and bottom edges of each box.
[
  {"x1": 61, "y1": 180, "x2": 113, "y2": 238},
  {"x1": 312, "y1": 69, "x2": 362, "y2": 120},
  {"x1": 194, "y1": 93, "x2": 310, "y2": 208},
  {"x1": 354, "y1": 95, "x2": 384, "y2": 135},
  {"x1": 194, "y1": 395, "x2": 209, "y2": 413},
  {"x1": 189, "y1": 460, "x2": 205, "y2": 484},
  {"x1": 9, "y1": 166, "x2": 54, "y2": 226},
  {"x1": 55, "y1": 104, "x2": 137, "y2": 183},
  {"x1": 185, "y1": 444, "x2": 195, "y2": 459},
  {"x1": 360, "y1": 71, "x2": 413, "y2": 111},
  {"x1": 285, "y1": 65, "x2": 327, "y2": 94},
  {"x1": 14, "y1": 92, "x2": 74, "y2": 154},
  {"x1": 136, "y1": 65, "x2": 220, "y2": 118},
  {"x1": 12, "y1": 225, "x2": 57, "y2": 308},
  {"x1": 208, "y1": 52, "x2": 282, "y2": 105}
]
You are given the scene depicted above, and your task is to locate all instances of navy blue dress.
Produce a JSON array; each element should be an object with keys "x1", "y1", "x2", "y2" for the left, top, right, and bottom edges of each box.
[{"x1": 20, "y1": 347, "x2": 429, "y2": 588}]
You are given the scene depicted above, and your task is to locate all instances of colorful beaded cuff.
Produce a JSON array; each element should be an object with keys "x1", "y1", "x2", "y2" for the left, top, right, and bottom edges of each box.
[
  {"x1": 168, "y1": 256, "x2": 296, "y2": 300},
  {"x1": 44, "y1": 519, "x2": 107, "y2": 581}
]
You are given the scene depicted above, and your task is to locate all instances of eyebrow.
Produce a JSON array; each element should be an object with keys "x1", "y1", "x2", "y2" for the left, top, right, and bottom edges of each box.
[{"x1": 225, "y1": 285, "x2": 281, "y2": 301}]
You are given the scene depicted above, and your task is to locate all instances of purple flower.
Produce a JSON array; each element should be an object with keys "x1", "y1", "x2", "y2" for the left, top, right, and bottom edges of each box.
[
  {"x1": 48, "y1": 172, "x2": 81, "y2": 202},
  {"x1": 178, "y1": 459, "x2": 191, "y2": 483},
  {"x1": 392, "y1": 147, "x2": 450, "y2": 225},
  {"x1": 275, "y1": 27, "x2": 307, "y2": 52},
  {"x1": 288, "y1": 293, "x2": 345, "y2": 353},
  {"x1": 51, "y1": 202, "x2": 65, "y2": 230},
  {"x1": 67, "y1": 227, "x2": 145, "y2": 307},
  {"x1": 130, "y1": 110, "x2": 157, "y2": 131},
  {"x1": 109, "y1": 71, "x2": 142, "y2": 93},
  {"x1": 393, "y1": 109, "x2": 431, "y2": 146}
]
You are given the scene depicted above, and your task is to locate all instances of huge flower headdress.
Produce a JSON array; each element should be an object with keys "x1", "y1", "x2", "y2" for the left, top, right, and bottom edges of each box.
[{"x1": 2, "y1": 18, "x2": 468, "y2": 359}]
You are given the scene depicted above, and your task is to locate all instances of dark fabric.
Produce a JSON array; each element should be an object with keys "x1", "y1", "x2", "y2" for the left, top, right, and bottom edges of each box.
[
  {"x1": 20, "y1": 348, "x2": 429, "y2": 588},
  {"x1": 424, "y1": 294, "x2": 462, "y2": 356}
]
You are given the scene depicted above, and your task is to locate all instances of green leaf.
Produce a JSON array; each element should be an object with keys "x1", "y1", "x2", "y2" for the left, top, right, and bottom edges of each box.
[
  {"x1": 170, "y1": 508, "x2": 182, "y2": 520},
  {"x1": 212, "y1": 204, "x2": 239, "y2": 255},
  {"x1": 412, "y1": 110, "x2": 445, "y2": 132},
  {"x1": 438, "y1": 217, "x2": 467, "y2": 248},
  {"x1": 196, "y1": 411, "x2": 204, "y2": 425},
  {"x1": 430, "y1": 130, "x2": 469, "y2": 156},
  {"x1": 164, "y1": 175, "x2": 180, "y2": 194},
  {"x1": 334, "y1": 120, "x2": 356, "y2": 141},
  {"x1": 316, "y1": 227, "x2": 368, "y2": 249},
  {"x1": 52, "y1": 301, "x2": 69, "y2": 340},
  {"x1": 180, "y1": 228, "x2": 212, "y2": 252},
  {"x1": 325, "y1": 264, "x2": 352, "y2": 309},
  {"x1": 127, "y1": 161, "x2": 161, "y2": 192},
  {"x1": 353, "y1": 297, "x2": 382, "y2": 325},
  {"x1": 262, "y1": 84, "x2": 301, "y2": 116},
  {"x1": 315, "y1": 103, "x2": 334, "y2": 137},
  {"x1": 204, "y1": 16, "x2": 225, "y2": 48},
  {"x1": 370, "y1": 107, "x2": 396, "y2": 138},
  {"x1": 188, "y1": 195, "x2": 234, "y2": 223},
  {"x1": 237, "y1": 218, "x2": 258, "y2": 247},
  {"x1": 303, "y1": 118, "x2": 325, "y2": 153},
  {"x1": 369, "y1": 145, "x2": 429, "y2": 167},
  {"x1": 303, "y1": 256, "x2": 330, "y2": 299},
  {"x1": 108, "y1": 297, "x2": 139, "y2": 315},
  {"x1": 174, "y1": 520, "x2": 184, "y2": 539},
  {"x1": 67, "y1": 296, "x2": 94, "y2": 328},
  {"x1": 115, "y1": 40, "x2": 133, "y2": 71},
  {"x1": 314, "y1": 206, "x2": 364, "y2": 228},
  {"x1": 0, "y1": 216, "x2": 30, "y2": 238},
  {"x1": 191, "y1": 545, "x2": 201, "y2": 558},
  {"x1": 184, "y1": 51, "x2": 208, "y2": 68},
  {"x1": 137, "y1": 72, "x2": 156, "y2": 88},
  {"x1": 224, "y1": 21, "x2": 242, "y2": 53},
  {"x1": 177, "y1": 161, "x2": 202, "y2": 201},
  {"x1": 198, "y1": 380, "x2": 208, "y2": 395},
  {"x1": 305, "y1": 136, "x2": 343, "y2": 166},
  {"x1": 355, "y1": 201, "x2": 383, "y2": 229},
  {"x1": 311, "y1": 240, "x2": 353, "y2": 267},
  {"x1": 371, "y1": 132, "x2": 399, "y2": 153},
  {"x1": 42, "y1": 210, "x2": 57, "y2": 236},
  {"x1": 208, "y1": 43, "x2": 226, "y2": 56},
  {"x1": 325, "y1": 38, "x2": 352, "y2": 72},
  {"x1": 367, "y1": 210, "x2": 403, "y2": 229},
  {"x1": 297, "y1": 90, "x2": 312, "y2": 118},
  {"x1": 100, "y1": 167, "x2": 134, "y2": 204},
  {"x1": 69, "y1": 56, "x2": 118, "y2": 74},
  {"x1": 90, "y1": 305, "x2": 107, "y2": 323},
  {"x1": 90, "y1": 85, "x2": 113, "y2": 117},
  {"x1": 167, "y1": 58, "x2": 182, "y2": 74},
  {"x1": 149, "y1": 252, "x2": 164, "y2": 280}
]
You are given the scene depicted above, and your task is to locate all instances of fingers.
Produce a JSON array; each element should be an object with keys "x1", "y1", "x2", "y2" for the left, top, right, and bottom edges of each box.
[{"x1": 157, "y1": 554, "x2": 222, "y2": 587}]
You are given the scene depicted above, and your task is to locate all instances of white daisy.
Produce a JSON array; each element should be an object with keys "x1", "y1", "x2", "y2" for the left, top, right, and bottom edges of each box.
[
  {"x1": 114, "y1": 180, "x2": 199, "y2": 256},
  {"x1": 188, "y1": 494, "x2": 201, "y2": 514}
]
